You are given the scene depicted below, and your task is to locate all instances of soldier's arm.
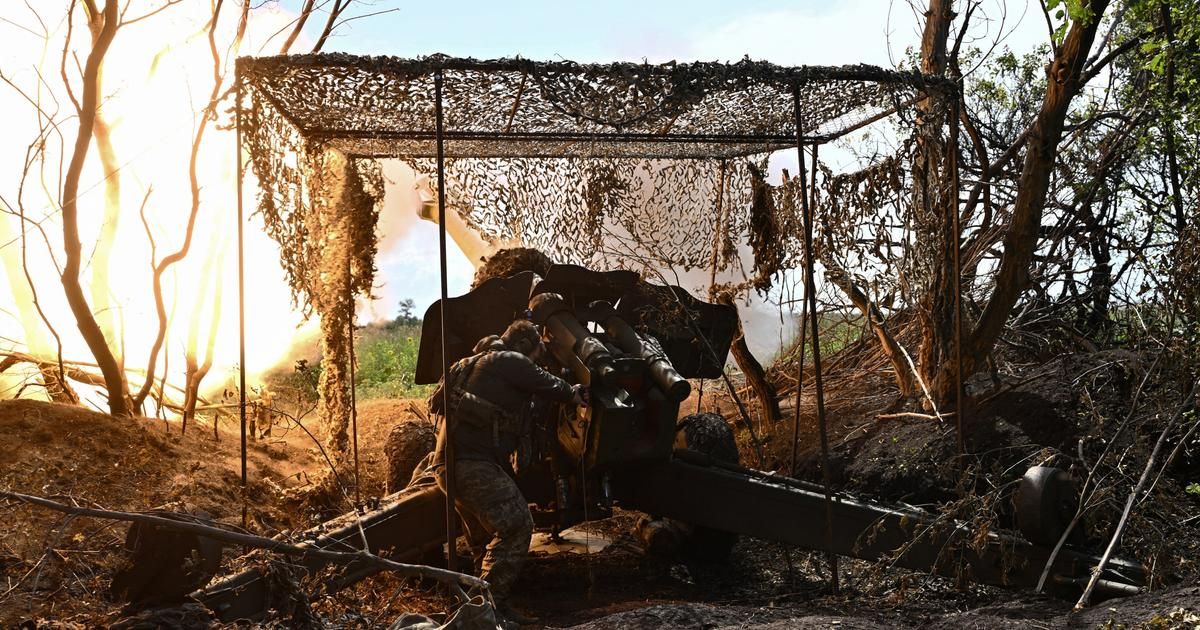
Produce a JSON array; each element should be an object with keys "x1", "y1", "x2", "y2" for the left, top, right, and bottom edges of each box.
[{"x1": 502, "y1": 353, "x2": 577, "y2": 403}]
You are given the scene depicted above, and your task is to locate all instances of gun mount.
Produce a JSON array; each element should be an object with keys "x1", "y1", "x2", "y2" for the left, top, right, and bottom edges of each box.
[{"x1": 188, "y1": 266, "x2": 1147, "y2": 622}]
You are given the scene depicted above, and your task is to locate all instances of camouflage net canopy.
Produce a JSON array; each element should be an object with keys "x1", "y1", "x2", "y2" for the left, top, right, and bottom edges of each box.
[{"x1": 238, "y1": 53, "x2": 949, "y2": 283}]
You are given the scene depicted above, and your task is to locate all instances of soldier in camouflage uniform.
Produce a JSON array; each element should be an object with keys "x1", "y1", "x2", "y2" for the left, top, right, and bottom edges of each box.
[{"x1": 428, "y1": 320, "x2": 583, "y2": 623}]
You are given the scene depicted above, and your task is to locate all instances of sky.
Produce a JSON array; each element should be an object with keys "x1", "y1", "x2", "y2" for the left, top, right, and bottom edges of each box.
[{"x1": 263, "y1": 0, "x2": 1041, "y2": 67}]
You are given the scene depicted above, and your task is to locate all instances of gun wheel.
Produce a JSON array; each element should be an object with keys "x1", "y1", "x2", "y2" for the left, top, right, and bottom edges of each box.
[
  {"x1": 385, "y1": 420, "x2": 436, "y2": 493},
  {"x1": 1016, "y1": 466, "x2": 1078, "y2": 546},
  {"x1": 679, "y1": 412, "x2": 739, "y2": 561}
]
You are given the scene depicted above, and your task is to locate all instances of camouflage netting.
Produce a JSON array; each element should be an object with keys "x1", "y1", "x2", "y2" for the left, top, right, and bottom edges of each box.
[
  {"x1": 242, "y1": 99, "x2": 383, "y2": 316},
  {"x1": 237, "y1": 54, "x2": 949, "y2": 286},
  {"x1": 404, "y1": 156, "x2": 759, "y2": 270},
  {"x1": 472, "y1": 247, "x2": 554, "y2": 288}
]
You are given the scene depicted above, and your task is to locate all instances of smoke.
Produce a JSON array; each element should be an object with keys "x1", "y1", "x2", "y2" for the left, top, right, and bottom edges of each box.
[
  {"x1": 0, "y1": 1, "x2": 320, "y2": 409},
  {"x1": 362, "y1": 161, "x2": 481, "y2": 323}
]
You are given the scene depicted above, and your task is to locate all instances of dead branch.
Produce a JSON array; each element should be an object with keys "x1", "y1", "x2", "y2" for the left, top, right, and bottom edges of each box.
[
  {"x1": 1036, "y1": 351, "x2": 1163, "y2": 593},
  {"x1": 0, "y1": 351, "x2": 199, "y2": 416},
  {"x1": 895, "y1": 335, "x2": 947, "y2": 422},
  {"x1": 14, "y1": 139, "x2": 72, "y2": 401},
  {"x1": 407, "y1": 399, "x2": 430, "y2": 426},
  {"x1": 1073, "y1": 380, "x2": 1197, "y2": 610},
  {"x1": 875, "y1": 411, "x2": 954, "y2": 421},
  {"x1": 1, "y1": 351, "x2": 106, "y2": 387},
  {"x1": 0, "y1": 489, "x2": 486, "y2": 591}
]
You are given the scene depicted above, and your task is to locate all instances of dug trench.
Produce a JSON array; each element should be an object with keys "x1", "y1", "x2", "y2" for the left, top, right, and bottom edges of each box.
[{"x1": 0, "y1": 355, "x2": 1198, "y2": 628}]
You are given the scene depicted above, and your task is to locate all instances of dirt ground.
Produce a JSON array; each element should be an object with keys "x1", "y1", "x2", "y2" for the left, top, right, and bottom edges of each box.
[
  {"x1": 0, "y1": 375, "x2": 1197, "y2": 628},
  {"x1": 0, "y1": 398, "x2": 329, "y2": 625}
]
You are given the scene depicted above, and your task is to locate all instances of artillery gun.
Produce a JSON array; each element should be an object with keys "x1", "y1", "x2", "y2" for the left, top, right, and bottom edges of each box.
[{"x1": 185, "y1": 264, "x2": 1146, "y2": 621}]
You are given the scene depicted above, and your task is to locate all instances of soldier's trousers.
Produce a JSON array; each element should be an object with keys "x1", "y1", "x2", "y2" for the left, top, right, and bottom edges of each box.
[{"x1": 435, "y1": 458, "x2": 533, "y2": 601}]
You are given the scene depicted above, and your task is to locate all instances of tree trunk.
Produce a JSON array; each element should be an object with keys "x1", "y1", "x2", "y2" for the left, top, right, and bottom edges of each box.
[
  {"x1": 89, "y1": 102, "x2": 121, "y2": 353},
  {"x1": 963, "y1": 0, "x2": 1114, "y2": 378},
  {"x1": 60, "y1": 0, "x2": 130, "y2": 417},
  {"x1": 182, "y1": 237, "x2": 224, "y2": 434},
  {"x1": 912, "y1": 0, "x2": 957, "y2": 404},
  {"x1": 824, "y1": 262, "x2": 915, "y2": 396},
  {"x1": 79, "y1": 0, "x2": 122, "y2": 354},
  {"x1": 715, "y1": 293, "x2": 783, "y2": 429}
]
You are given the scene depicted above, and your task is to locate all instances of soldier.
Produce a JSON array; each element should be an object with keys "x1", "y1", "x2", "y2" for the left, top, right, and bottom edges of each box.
[{"x1": 428, "y1": 319, "x2": 584, "y2": 625}]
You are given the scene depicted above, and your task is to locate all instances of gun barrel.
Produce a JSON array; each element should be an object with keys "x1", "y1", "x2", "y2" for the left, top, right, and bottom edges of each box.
[
  {"x1": 530, "y1": 292, "x2": 615, "y2": 385},
  {"x1": 602, "y1": 315, "x2": 691, "y2": 402}
]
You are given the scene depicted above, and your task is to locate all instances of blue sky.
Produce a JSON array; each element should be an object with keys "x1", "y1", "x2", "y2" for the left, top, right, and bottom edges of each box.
[{"x1": 274, "y1": 1, "x2": 882, "y2": 63}]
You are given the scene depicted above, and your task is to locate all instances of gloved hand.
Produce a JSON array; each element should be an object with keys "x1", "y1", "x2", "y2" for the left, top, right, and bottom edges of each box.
[{"x1": 571, "y1": 384, "x2": 590, "y2": 406}]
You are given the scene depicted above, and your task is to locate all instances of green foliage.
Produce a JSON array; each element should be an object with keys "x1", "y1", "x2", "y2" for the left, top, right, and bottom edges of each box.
[
  {"x1": 774, "y1": 312, "x2": 866, "y2": 367},
  {"x1": 263, "y1": 307, "x2": 433, "y2": 405},
  {"x1": 1186, "y1": 482, "x2": 1200, "y2": 496},
  {"x1": 967, "y1": 46, "x2": 1048, "y2": 130},
  {"x1": 353, "y1": 321, "x2": 432, "y2": 400},
  {"x1": 1124, "y1": 0, "x2": 1200, "y2": 132},
  {"x1": 1046, "y1": 0, "x2": 1096, "y2": 44},
  {"x1": 394, "y1": 298, "x2": 420, "y2": 326}
]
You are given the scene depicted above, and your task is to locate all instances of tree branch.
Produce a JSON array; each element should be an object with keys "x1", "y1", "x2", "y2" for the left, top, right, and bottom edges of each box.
[
  {"x1": 280, "y1": 0, "x2": 316, "y2": 54},
  {"x1": 310, "y1": 0, "x2": 349, "y2": 53},
  {"x1": 1074, "y1": 380, "x2": 1198, "y2": 610},
  {"x1": 134, "y1": 0, "x2": 249, "y2": 409},
  {"x1": 0, "y1": 489, "x2": 487, "y2": 591},
  {"x1": 967, "y1": 0, "x2": 1114, "y2": 369},
  {"x1": 118, "y1": 0, "x2": 183, "y2": 27}
]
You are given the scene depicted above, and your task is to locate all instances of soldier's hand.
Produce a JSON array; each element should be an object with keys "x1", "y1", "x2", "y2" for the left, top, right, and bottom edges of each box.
[{"x1": 571, "y1": 384, "x2": 589, "y2": 406}]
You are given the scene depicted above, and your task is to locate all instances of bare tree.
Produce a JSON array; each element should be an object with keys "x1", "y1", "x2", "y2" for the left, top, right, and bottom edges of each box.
[{"x1": 59, "y1": 0, "x2": 131, "y2": 416}]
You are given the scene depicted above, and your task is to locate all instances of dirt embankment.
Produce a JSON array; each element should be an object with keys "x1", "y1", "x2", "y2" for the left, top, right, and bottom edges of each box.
[
  {"x1": 0, "y1": 399, "x2": 322, "y2": 625},
  {"x1": 0, "y1": 397, "x2": 430, "y2": 626}
]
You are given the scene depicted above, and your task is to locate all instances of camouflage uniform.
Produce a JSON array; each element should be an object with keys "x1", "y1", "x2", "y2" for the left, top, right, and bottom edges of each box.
[{"x1": 429, "y1": 334, "x2": 576, "y2": 601}]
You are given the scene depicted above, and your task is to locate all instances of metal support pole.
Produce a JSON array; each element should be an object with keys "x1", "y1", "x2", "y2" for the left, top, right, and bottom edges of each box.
[
  {"x1": 950, "y1": 92, "x2": 966, "y2": 463},
  {"x1": 793, "y1": 84, "x2": 838, "y2": 592},
  {"x1": 347, "y1": 260, "x2": 361, "y2": 509},
  {"x1": 235, "y1": 77, "x2": 248, "y2": 530},
  {"x1": 434, "y1": 70, "x2": 458, "y2": 572}
]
